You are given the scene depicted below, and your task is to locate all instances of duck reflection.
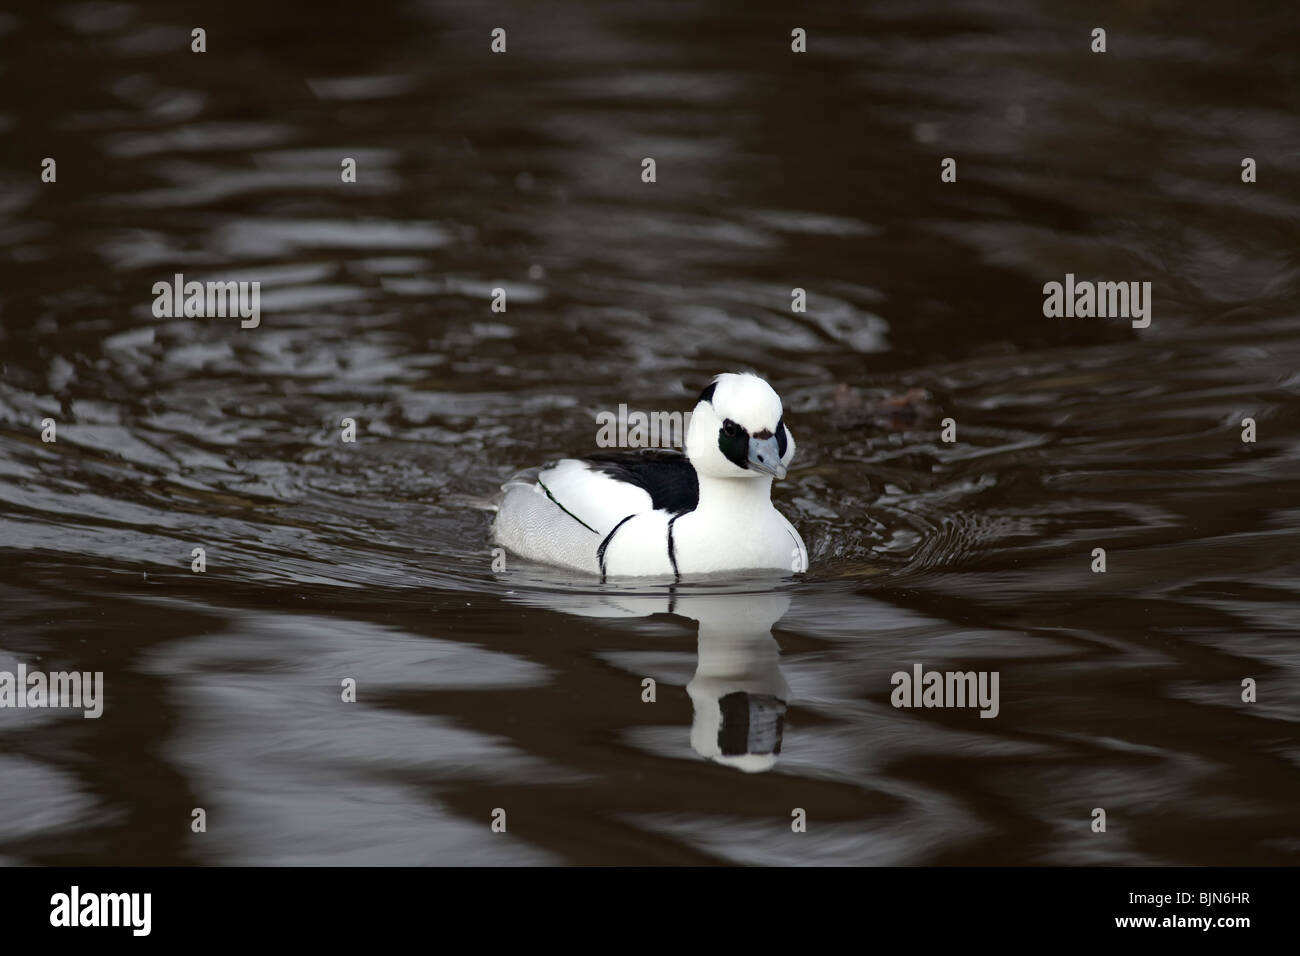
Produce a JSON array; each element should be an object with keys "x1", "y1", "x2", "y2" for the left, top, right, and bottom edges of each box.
[
  {"x1": 507, "y1": 586, "x2": 792, "y2": 772},
  {"x1": 686, "y1": 591, "x2": 790, "y2": 773}
]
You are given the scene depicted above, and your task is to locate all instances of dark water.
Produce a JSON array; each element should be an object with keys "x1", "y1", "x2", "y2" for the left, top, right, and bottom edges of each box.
[{"x1": 1, "y1": 0, "x2": 1298, "y2": 865}]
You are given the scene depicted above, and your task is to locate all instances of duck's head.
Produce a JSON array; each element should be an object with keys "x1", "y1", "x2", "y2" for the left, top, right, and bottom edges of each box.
[{"x1": 686, "y1": 372, "x2": 796, "y2": 480}]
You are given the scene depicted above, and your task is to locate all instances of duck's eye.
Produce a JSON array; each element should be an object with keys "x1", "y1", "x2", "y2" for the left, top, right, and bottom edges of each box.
[{"x1": 722, "y1": 418, "x2": 740, "y2": 436}]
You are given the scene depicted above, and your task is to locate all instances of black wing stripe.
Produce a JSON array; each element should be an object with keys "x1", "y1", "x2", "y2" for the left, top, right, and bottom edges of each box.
[
  {"x1": 667, "y1": 513, "x2": 682, "y2": 580},
  {"x1": 597, "y1": 514, "x2": 636, "y2": 579},
  {"x1": 538, "y1": 478, "x2": 599, "y2": 534}
]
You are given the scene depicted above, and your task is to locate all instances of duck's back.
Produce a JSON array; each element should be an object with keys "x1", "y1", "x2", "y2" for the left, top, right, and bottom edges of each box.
[{"x1": 493, "y1": 449, "x2": 698, "y2": 575}]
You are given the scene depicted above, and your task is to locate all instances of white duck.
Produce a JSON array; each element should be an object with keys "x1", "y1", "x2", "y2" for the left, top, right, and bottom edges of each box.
[{"x1": 492, "y1": 372, "x2": 808, "y2": 578}]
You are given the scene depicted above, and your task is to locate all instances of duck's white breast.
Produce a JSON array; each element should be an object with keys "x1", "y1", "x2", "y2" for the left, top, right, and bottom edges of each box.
[{"x1": 671, "y1": 508, "x2": 806, "y2": 575}]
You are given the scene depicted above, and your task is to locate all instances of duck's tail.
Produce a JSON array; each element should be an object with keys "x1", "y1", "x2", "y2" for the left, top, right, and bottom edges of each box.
[{"x1": 442, "y1": 492, "x2": 501, "y2": 513}]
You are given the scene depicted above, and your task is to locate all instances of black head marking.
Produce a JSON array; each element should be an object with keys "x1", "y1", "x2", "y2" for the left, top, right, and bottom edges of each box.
[
  {"x1": 698, "y1": 381, "x2": 717, "y2": 405},
  {"x1": 775, "y1": 415, "x2": 787, "y2": 457},
  {"x1": 717, "y1": 417, "x2": 749, "y2": 469}
]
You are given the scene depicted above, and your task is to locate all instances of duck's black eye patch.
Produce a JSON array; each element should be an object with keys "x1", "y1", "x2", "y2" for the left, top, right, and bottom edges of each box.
[
  {"x1": 717, "y1": 419, "x2": 749, "y2": 468},
  {"x1": 698, "y1": 382, "x2": 717, "y2": 405},
  {"x1": 775, "y1": 416, "x2": 787, "y2": 456}
]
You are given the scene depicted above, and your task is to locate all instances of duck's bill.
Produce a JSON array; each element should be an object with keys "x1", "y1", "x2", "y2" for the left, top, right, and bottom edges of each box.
[{"x1": 747, "y1": 435, "x2": 787, "y2": 479}]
